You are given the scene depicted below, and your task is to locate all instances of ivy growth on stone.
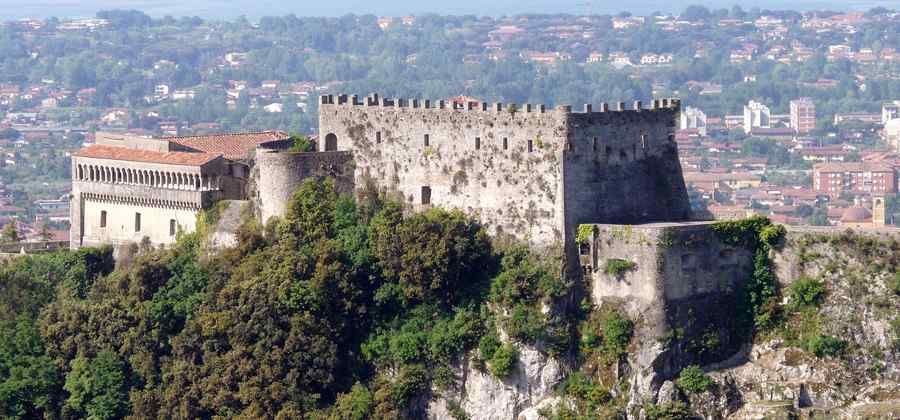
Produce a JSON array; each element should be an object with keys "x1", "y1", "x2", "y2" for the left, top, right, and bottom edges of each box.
[
  {"x1": 576, "y1": 224, "x2": 595, "y2": 245},
  {"x1": 711, "y1": 216, "x2": 785, "y2": 333}
]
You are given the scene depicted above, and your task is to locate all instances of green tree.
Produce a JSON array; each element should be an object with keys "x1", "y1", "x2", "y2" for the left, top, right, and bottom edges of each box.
[
  {"x1": 0, "y1": 318, "x2": 62, "y2": 419},
  {"x1": 2, "y1": 222, "x2": 18, "y2": 243},
  {"x1": 63, "y1": 351, "x2": 129, "y2": 420}
]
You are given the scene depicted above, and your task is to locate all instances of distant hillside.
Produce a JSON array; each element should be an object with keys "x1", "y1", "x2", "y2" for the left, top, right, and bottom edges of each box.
[{"x1": 0, "y1": 0, "x2": 897, "y2": 20}]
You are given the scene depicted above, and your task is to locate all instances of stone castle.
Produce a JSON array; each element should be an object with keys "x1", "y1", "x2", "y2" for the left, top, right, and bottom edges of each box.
[{"x1": 71, "y1": 93, "x2": 691, "y2": 249}]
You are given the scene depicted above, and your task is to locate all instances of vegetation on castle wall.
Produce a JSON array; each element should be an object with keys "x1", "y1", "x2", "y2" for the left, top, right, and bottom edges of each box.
[
  {"x1": 576, "y1": 224, "x2": 594, "y2": 245},
  {"x1": 711, "y1": 216, "x2": 785, "y2": 333},
  {"x1": 604, "y1": 258, "x2": 636, "y2": 278},
  {"x1": 288, "y1": 134, "x2": 316, "y2": 152}
]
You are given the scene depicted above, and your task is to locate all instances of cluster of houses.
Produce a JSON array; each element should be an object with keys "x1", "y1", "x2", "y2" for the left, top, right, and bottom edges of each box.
[{"x1": 679, "y1": 99, "x2": 900, "y2": 227}]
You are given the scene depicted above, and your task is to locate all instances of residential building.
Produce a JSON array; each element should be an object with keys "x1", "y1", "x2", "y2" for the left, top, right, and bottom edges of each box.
[
  {"x1": 743, "y1": 100, "x2": 771, "y2": 134},
  {"x1": 883, "y1": 100, "x2": 900, "y2": 124},
  {"x1": 789, "y1": 97, "x2": 816, "y2": 134},
  {"x1": 813, "y1": 162, "x2": 897, "y2": 197},
  {"x1": 679, "y1": 106, "x2": 707, "y2": 136}
]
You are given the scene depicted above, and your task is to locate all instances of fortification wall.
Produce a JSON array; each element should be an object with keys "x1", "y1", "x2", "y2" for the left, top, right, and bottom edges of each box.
[
  {"x1": 254, "y1": 147, "x2": 355, "y2": 223},
  {"x1": 582, "y1": 221, "x2": 754, "y2": 381},
  {"x1": 319, "y1": 94, "x2": 570, "y2": 244},
  {"x1": 318, "y1": 94, "x2": 686, "y2": 245}
]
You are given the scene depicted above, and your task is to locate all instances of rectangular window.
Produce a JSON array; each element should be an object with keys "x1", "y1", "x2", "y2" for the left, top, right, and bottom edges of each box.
[
  {"x1": 503, "y1": 137, "x2": 508, "y2": 150},
  {"x1": 528, "y1": 139, "x2": 533, "y2": 153},
  {"x1": 592, "y1": 137, "x2": 598, "y2": 151},
  {"x1": 421, "y1": 186, "x2": 431, "y2": 205},
  {"x1": 424, "y1": 134, "x2": 430, "y2": 147},
  {"x1": 475, "y1": 137, "x2": 481, "y2": 150},
  {"x1": 170, "y1": 219, "x2": 176, "y2": 236},
  {"x1": 134, "y1": 213, "x2": 141, "y2": 232},
  {"x1": 100, "y1": 210, "x2": 107, "y2": 228},
  {"x1": 376, "y1": 131, "x2": 381, "y2": 143}
]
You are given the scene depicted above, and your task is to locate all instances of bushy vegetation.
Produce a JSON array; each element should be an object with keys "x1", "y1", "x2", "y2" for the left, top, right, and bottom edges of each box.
[
  {"x1": 288, "y1": 134, "x2": 316, "y2": 152},
  {"x1": 644, "y1": 401, "x2": 693, "y2": 420},
  {"x1": 0, "y1": 178, "x2": 580, "y2": 418},
  {"x1": 676, "y1": 365, "x2": 715, "y2": 394},
  {"x1": 487, "y1": 344, "x2": 518, "y2": 378},
  {"x1": 711, "y1": 216, "x2": 785, "y2": 332},
  {"x1": 787, "y1": 276, "x2": 826, "y2": 309},
  {"x1": 603, "y1": 258, "x2": 636, "y2": 278}
]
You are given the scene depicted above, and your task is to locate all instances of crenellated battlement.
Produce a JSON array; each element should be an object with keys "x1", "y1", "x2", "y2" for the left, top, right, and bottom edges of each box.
[{"x1": 319, "y1": 93, "x2": 680, "y2": 116}]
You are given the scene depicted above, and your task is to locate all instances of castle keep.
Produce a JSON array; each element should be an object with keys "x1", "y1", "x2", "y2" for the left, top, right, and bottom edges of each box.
[{"x1": 313, "y1": 94, "x2": 691, "y2": 244}]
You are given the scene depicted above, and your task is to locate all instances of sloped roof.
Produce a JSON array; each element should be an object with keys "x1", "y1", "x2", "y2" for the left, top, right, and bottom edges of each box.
[
  {"x1": 73, "y1": 145, "x2": 219, "y2": 167},
  {"x1": 166, "y1": 131, "x2": 290, "y2": 160},
  {"x1": 841, "y1": 206, "x2": 872, "y2": 222}
]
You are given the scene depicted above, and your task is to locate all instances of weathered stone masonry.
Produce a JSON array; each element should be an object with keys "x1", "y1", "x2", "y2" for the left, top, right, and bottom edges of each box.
[
  {"x1": 317, "y1": 94, "x2": 691, "y2": 246},
  {"x1": 255, "y1": 145, "x2": 355, "y2": 223}
]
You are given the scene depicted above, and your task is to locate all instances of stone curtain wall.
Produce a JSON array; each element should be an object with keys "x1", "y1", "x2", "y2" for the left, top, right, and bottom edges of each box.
[
  {"x1": 319, "y1": 95, "x2": 570, "y2": 245},
  {"x1": 318, "y1": 94, "x2": 687, "y2": 246},
  {"x1": 255, "y1": 147, "x2": 355, "y2": 224}
]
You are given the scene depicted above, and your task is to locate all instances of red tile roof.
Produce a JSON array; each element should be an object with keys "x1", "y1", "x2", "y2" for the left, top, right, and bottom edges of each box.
[
  {"x1": 73, "y1": 145, "x2": 219, "y2": 166},
  {"x1": 166, "y1": 131, "x2": 290, "y2": 160},
  {"x1": 814, "y1": 162, "x2": 895, "y2": 172}
]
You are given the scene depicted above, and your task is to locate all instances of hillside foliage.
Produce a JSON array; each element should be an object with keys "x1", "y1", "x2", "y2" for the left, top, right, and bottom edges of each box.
[{"x1": 0, "y1": 178, "x2": 574, "y2": 419}]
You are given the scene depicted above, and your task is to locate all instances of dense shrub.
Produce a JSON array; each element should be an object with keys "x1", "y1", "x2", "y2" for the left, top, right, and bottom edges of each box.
[
  {"x1": 890, "y1": 272, "x2": 900, "y2": 295},
  {"x1": 63, "y1": 351, "x2": 129, "y2": 420},
  {"x1": 677, "y1": 365, "x2": 715, "y2": 393},
  {"x1": 803, "y1": 334, "x2": 847, "y2": 358},
  {"x1": 645, "y1": 401, "x2": 693, "y2": 420},
  {"x1": 488, "y1": 343, "x2": 517, "y2": 378},
  {"x1": 787, "y1": 276, "x2": 825, "y2": 309},
  {"x1": 603, "y1": 258, "x2": 636, "y2": 277}
]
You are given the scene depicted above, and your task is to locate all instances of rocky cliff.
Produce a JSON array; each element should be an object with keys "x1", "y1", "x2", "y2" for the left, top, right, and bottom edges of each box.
[{"x1": 424, "y1": 225, "x2": 900, "y2": 419}]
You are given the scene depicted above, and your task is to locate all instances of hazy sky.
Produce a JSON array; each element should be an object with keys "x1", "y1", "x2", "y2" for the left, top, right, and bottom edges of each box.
[{"x1": 0, "y1": 0, "x2": 894, "y2": 20}]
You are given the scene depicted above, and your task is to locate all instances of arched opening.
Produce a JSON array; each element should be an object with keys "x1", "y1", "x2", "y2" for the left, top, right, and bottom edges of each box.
[{"x1": 324, "y1": 133, "x2": 338, "y2": 151}]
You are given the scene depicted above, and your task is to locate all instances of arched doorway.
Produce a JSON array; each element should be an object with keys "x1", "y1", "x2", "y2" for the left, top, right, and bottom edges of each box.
[{"x1": 324, "y1": 133, "x2": 338, "y2": 151}]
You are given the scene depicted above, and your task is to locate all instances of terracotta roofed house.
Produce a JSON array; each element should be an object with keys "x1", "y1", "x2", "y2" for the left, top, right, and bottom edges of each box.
[{"x1": 70, "y1": 131, "x2": 291, "y2": 249}]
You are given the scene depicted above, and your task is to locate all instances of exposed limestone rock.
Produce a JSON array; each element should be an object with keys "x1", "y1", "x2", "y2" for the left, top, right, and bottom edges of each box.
[{"x1": 428, "y1": 345, "x2": 565, "y2": 419}]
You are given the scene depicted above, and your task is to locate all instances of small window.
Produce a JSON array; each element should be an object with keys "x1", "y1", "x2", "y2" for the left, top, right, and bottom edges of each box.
[
  {"x1": 134, "y1": 213, "x2": 141, "y2": 232},
  {"x1": 170, "y1": 219, "x2": 176, "y2": 236},
  {"x1": 605, "y1": 146, "x2": 612, "y2": 156},
  {"x1": 100, "y1": 210, "x2": 107, "y2": 228},
  {"x1": 424, "y1": 134, "x2": 430, "y2": 147},
  {"x1": 421, "y1": 186, "x2": 431, "y2": 205},
  {"x1": 503, "y1": 137, "x2": 508, "y2": 150},
  {"x1": 527, "y1": 139, "x2": 533, "y2": 153},
  {"x1": 475, "y1": 137, "x2": 481, "y2": 150},
  {"x1": 592, "y1": 137, "x2": 598, "y2": 151},
  {"x1": 376, "y1": 131, "x2": 382, "y2": 143}
]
